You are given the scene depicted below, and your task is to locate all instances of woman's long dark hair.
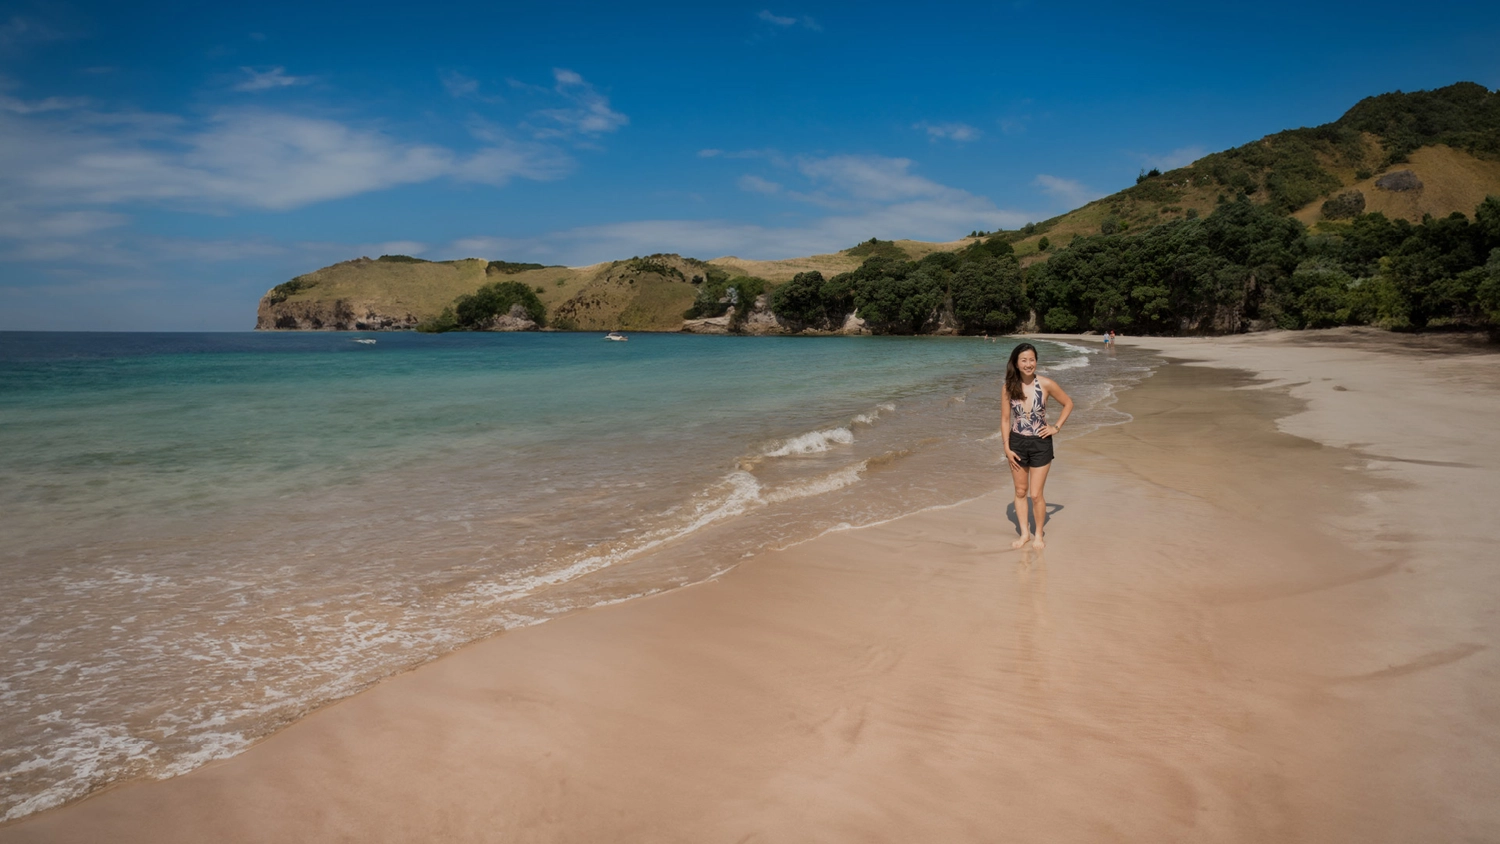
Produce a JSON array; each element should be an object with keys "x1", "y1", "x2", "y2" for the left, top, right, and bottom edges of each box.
[{"x1": 1005, "y1": 343, "x2": 1038, "y2": 401}]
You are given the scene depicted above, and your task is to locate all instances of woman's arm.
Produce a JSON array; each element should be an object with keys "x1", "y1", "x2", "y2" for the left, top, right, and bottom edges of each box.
[
  {"x1": 1038, "y1": 377, "x2": 1074, "y2": 438},
  {"x1": 1001, "y1": 390, "x2": 1020, "y2": 467}
]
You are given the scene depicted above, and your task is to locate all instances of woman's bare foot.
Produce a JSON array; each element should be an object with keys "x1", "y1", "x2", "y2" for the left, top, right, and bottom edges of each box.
[
  {"x1": 1011, "y1": 534, "x2": 1032, "y2": 549},
  {"x1": 1031, "y1": 534, "x2": 1046, "y2": 550}
]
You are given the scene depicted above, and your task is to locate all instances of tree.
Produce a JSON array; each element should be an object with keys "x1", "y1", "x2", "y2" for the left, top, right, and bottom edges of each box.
[
  {"x1": 1476, "y1": 248, "x2": 1500, "y2": 330},
  {"x1": 1044, "y1": 308, "x2": 1077, "y2": 332},
  {"x1": 1475, "y1": 195, "x2": 1500, "y2": 249},
  {"x1": 1038, "y1": 236, "x2": 1051, "y2": 252},
  {"x1": 451, "y1": 281, "x2": 547, "y2": 328},
  {"x1": 951, "y1": 256, "x2": 1025, "y2": 332},
  {"x1": 769, "y1": 271, "x2": 827, "y2": 327}
]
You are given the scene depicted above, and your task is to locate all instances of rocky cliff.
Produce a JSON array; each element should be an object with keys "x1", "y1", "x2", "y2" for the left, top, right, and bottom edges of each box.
[
  {"x1": 256, "y1": 256, "x2": 495, "y2": 331},
  {"x1": 680, "y1": 294, "x2": 870, "y2": 336},
  {"x1": 256, "y1": 297, "x2": 421, "y2": 331}
]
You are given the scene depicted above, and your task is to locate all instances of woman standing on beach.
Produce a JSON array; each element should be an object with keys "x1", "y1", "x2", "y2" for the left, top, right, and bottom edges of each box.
[{"x1": 1002, "y1": 343, "x2": 1074, "y2": 549}]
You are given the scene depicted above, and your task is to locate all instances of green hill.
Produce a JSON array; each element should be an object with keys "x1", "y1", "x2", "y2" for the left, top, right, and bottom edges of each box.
[
  {"x1": 257, "y1": 243, "x2": 952, "y2": 332},
  {"x1": 1003, "y1": 82, "x2": 1500, "y2": 264},
  {"x1": 258, "y1": 82, "x2": 1500, "y2": 337}
]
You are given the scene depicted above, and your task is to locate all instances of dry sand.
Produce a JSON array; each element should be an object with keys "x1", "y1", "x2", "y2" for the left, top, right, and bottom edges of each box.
[{"x1": 4, "y1": 329, "x2": 1498, "y2": 843}]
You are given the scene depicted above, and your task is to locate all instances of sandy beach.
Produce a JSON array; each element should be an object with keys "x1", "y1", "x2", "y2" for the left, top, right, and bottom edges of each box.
[{"x1": 4, "y1": 329, "x2": 1498, "y2": 843}]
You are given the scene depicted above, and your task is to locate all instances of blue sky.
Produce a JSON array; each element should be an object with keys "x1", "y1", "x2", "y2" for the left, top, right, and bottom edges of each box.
[{"x1": 2, "y1": 0, "x2": 1498, "y2": 330}]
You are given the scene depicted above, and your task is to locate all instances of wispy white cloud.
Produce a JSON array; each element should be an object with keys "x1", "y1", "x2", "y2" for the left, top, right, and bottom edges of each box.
[
  {"x1": 139, "y1": 237, "x2": 288, "y2": 263},
  {"x1": 452, "y1": 153, "x2": 1031, "y2": 265},
  {"x1": 21, "y1": 111, "x2": 453, "y2": 209},
  {"x1": 0, "y1": 16, "x2": 71, "y2": 47},
  {"x1": 440, "y1": 71, "x2": 507, "y2": 105},
  {"x1": 0, "y1": 107, "x2": 571, "y2": 221},
  {"x1": 455, "y1": 135, "x2": 571, "y2": 185},
  {"x1": 915, "y1": 121, "x2": 982, "y2": 143},
  {"x1": 737, "y1": 174, "x2": 782, "y2": 194},
  {"x1": 0, "y1": 77, "x2": 89, "y2": 113},
  {"x1": 233, "y1": 66, "x2": 310, "y2": 92},
  {"x1": 699, "y1": 147, "x2": 781, "y2": 161},
  {"x1": 756, "y1": 10, "x2": 821, "y2": 31},
  {"x1": 1033, "y1": 174, "x2": 1101, "y2": 207},
  {"x1": 0, "y1": 61, "x2": 629, "y2": 274},
  {"x1": 1137, "y1": 145, "x2": 1206, "y2": 171},
  {"x1": 532, "y1": 68, "x2": 627, "y2": 137},
  {"x1": 0, "y1": 207, "x2": 127, "y2": 239},
  {"x1": 441, "y1": 71, "x2": 480, "y2": 98},
  {"x1": 795, "y1": 155, "x2": 963, "y2": 204},
  {"x1": 0, "y1": 93, "x2": 89, "y2": 113},
  {"x1": 997, "y1": 103, "x2": 1034, "y2": 136}
]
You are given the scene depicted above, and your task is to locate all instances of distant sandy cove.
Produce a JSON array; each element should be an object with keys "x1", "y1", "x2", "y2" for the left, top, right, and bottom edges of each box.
[{"x1": 3, "y1": 328, "x2": 1497, "y2": 843}]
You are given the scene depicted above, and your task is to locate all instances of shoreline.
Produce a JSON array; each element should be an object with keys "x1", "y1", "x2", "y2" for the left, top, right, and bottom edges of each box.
[
  {"x1": 0, "y1": 334, "x2": 1130, "y2": 825},
  {"x1": 4, "y1": 330, "x2": 1498, "y2": 841}
]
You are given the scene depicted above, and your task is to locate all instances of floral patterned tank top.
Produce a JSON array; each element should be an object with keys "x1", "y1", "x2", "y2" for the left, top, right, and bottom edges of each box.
[{"x1": 1010, "y1": 378, "x2": 1047, "y2": 436}]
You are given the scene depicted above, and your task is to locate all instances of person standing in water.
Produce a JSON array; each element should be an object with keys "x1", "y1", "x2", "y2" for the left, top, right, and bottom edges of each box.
[{"x1": 1001, "y1": 343, "x2": 1074, "y2": 549}]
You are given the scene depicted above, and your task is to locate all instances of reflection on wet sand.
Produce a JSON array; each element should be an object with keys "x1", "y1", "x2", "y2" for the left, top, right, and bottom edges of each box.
[{"x1": 1013, "y1": 550, "x2": 1051, "y2": 699}]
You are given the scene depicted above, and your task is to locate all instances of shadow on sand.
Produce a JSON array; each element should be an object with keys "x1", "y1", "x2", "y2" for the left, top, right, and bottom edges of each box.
[{"x1": 1005, "y1": 502, "x2": 1064, "y2": 535}]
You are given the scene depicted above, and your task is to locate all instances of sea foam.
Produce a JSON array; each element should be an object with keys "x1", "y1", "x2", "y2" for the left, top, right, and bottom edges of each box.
[
  {"x1": 1045, "y1": 355, "x2": 1091, "y2": 372},
  {"x1": 762, "y1": 426, "x2": 854, "y2": 457}
]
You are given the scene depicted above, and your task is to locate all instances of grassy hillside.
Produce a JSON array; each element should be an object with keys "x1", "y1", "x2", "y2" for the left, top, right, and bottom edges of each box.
[
  {"x1": 260, "y1": 83, "x2": 1500, "y2": 334},
  {"x1": 549, "y1": 255, "x2": 705, "y2": 331},
  {"x1": 1003, "y1": 82, "x2": 1500, "y2": 261},
  {"x1": 265, "y1": 256, "x2": 490, "y2": 316},
  {"x1": 1293, "y1": 144, "x2": 1500, "y2": 229},
  {"x1": 262, "y1": 242, "x2": 980, "y2": 331}
]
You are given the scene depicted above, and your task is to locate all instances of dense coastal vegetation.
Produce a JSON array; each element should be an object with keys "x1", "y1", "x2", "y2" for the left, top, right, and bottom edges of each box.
[
  {"x1": 1028, "y1": 195, "x2": 1500, "y2": 333},
  {"x1": 771, "y1": 237, "x2": 1022, "y2": 333},
  {"x1": 258, "y1": 82, "x2": 1500, "y2": 339}
]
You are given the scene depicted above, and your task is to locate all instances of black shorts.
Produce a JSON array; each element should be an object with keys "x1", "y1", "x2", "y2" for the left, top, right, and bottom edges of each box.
[{"x1": 1009, "y1": 433, "x2": 1054, "y2": 468}]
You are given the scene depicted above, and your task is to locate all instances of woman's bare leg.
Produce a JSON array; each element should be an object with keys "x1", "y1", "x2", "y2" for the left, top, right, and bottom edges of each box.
[
  {"x1": 1028, "y1": 464, "x2": 1053, "y2": 549},
  {"x1": 1009, "y1": 460, "x2": 1032, "y2": 548}
]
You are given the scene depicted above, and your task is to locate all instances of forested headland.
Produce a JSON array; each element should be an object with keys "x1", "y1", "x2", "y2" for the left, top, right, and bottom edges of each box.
[
  {"x1": 258, "y1": 82, "x2": 1500, "y2": 339},
  {"x1": 765, "y1": 194, "x2": 1498, "y2": 337}
]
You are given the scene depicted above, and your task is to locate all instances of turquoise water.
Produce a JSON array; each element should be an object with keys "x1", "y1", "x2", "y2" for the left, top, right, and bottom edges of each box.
[{"x1": 0, "y1": 331, "x2": 1146, "y2": 820}]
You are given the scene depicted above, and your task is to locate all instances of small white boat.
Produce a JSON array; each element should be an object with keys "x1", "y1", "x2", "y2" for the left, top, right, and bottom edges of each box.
[
  {"x1": 604, "y1": 331, "x2": 628, "y2": 342},
  {"x1": 354, "y1": 338, "x2": 377, "y2": 345}
]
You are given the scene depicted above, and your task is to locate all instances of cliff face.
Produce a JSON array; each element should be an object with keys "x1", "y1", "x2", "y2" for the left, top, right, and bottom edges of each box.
[
  {"x1": 679, "y1": 294, "x2": 867, "y2": 335},
  {"x1": 255, "y1": 298, "x2": 421, "y2": 331},
  {"x1": 255, "y1": 257, "x2": 494, "y2": 330},
  {"x1": 551, "y1": 257, "x2": 702, "y2": 331},
  {"x1": 483, "y1": 304, "x2": 540, "y2": 331}
]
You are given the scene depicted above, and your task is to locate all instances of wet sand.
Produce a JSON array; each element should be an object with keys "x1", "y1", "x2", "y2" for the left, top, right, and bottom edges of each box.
[{"x1": 4, "y1": 329, "x2": 1498, "y2": 842}]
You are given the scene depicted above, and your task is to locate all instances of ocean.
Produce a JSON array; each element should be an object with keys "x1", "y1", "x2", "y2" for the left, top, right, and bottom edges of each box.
[{"x1": 0, "y1": 330, "x2": 1151, "y2": 820}]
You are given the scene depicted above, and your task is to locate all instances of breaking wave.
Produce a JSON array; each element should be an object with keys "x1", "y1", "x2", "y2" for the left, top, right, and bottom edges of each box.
[{"x1": 762, "y1": 426, "x2": 854, "y2": 457}]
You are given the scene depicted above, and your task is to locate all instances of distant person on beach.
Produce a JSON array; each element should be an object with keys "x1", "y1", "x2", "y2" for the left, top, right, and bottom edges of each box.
[{"x1": 1002, "y1": 343, "x2": 1074, "y2": 550}]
